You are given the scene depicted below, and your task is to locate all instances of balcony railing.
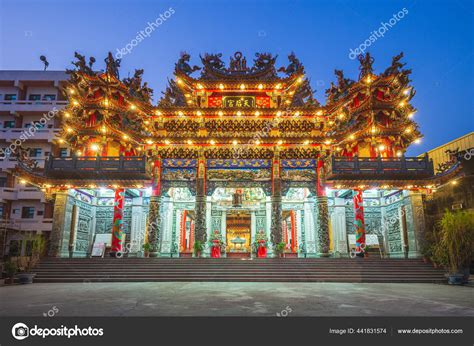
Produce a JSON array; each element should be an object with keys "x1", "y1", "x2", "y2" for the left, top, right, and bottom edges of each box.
[
  {"x1": 0, "y1": 187, "x2": 45, "y2": 202},
  {"x1": 44, "y1": 155, "x2": 150, "y2": 180},
  {"x1": 326, "y1": 155, "x2": 434, "y2": 180},
  {"x1": 0, "y1": 128, "x2": 60, "y2": 142},
  {"x1": 0, "y1": 218, "x2": 53, "y2": 232},
  {"x1": 0, "y1": 100, "x2": 68, "y2": 112}
]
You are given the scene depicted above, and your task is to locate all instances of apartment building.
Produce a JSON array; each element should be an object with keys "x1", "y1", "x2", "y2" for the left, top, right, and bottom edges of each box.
[{"x1": 0, "y1": 71, "x2": 68, "y2": 257}]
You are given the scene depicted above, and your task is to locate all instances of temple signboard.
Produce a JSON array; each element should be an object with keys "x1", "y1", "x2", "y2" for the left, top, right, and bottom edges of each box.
[{"x1": 222, "y1": 96, "x2": 255, "y2": 108}]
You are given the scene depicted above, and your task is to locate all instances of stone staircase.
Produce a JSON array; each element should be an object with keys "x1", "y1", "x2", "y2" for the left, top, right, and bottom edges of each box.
[{"x1": 33, "y1": 258, "x2": 446, "y2": 283}]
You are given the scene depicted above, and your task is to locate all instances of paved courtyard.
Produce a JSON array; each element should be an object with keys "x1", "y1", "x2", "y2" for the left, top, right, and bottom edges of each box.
[{"x1": 0, "y1": 282, "x2": 473, "y2": 317}]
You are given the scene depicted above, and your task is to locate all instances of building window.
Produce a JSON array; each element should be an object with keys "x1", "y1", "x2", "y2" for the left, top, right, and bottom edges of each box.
[
  {"x1": 31, "y1": 121, "x2": 45, "y2": 129},
  {"x1": 9, "y1": 240, "x2": 22, "y2": 256},
  {"x1": 3, "y1": 121, "x2": 15, "y2": 128},
  {"x1": 0, "y1": 205, "x2": 4, "y2": 218},
  {"x1": 0, "y1": 177, "x2": 7, "y2": 187},
  {"x1": 28, "y1": 94, "x2": 41, "y2": 101},
  {"x1": 21, "y1": 207, "x2": 35, "y2": 219},
  {"x1": 4, "y1": 94, "x2": 17, "y2": 101},
  {"x1": 43, "y1": 94, "x2": 56, "y2": 101},
  {"x1": 29, "y1": 148, "x2": 42, "y2": 157},
  {"x1": 59, "y1": 148, "x2": 68, "y2": 157}
]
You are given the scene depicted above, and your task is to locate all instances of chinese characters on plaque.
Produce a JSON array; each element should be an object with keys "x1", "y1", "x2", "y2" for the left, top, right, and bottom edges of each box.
[{"x1": 223, "y1": 96, "x2": 256, "y2": 108}]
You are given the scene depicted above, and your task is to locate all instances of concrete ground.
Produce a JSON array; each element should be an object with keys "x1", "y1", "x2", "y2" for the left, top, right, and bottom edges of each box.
[{"x1": 0, "y1": 282, "x2": 473, "y2": 317}]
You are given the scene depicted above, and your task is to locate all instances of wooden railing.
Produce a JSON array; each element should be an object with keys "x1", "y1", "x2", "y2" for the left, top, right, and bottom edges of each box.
[
  {"x1": 327, "y1": 155, "x2": 434, "y2": 180},
  {"x1": 45, "y1": 155, "x2": 149, "y2": 179}
]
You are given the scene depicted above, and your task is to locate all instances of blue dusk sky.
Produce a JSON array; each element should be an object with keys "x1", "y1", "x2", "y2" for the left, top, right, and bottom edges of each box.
[{"x1": 0, "y1": 0, "x2": 472, "y2": 155}]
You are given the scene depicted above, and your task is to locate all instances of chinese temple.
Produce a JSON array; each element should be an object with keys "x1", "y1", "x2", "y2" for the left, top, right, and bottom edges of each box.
[{"x1": 15, "y1": 50, "x2": 457, "y2": 260}]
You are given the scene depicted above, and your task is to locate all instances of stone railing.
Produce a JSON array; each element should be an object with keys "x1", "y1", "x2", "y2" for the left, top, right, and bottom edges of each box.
[
  {"x1": 44, "y1": 155, "x2": 150, "y2": 180},
  {"x1": 326, "y1": 155, "x2": 434, "y2": 180}
]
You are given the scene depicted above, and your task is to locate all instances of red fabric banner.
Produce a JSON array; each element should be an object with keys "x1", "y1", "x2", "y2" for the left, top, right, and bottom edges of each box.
[{"x1": 111, "y1": 189, "x2": 125, "y2": 254}]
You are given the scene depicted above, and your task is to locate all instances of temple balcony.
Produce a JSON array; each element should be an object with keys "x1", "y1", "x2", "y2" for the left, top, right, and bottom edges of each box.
[
  {"x1": 326, "y1": 155, "x2": 434, "y2": 182},
  {"x1": 44, "y1": 155, "x2": 150, "y2": 181}
]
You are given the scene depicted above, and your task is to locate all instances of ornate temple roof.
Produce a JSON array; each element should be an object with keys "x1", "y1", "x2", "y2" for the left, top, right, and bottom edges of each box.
[
  {"x1": 55, "y1": 51, "x2": 420, "y2": 155},
  {"x1": 11, "y1": 49, "x2": 457, "y2": 192}
]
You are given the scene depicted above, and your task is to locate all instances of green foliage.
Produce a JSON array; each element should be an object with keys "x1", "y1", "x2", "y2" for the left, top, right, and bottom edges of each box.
[
  {"x1": 275, "y1": 242, "x2": 286, "y2": 254},
  {"x1": 437, "y1": 210, "x2": 474, "y2": 273},
  {"x1": 193, "y1": 240, "x2": 204, "y2": 256},
  {"x1": 431, "y1": 241, "x2": 448, "y2": 267},
  {"x1": 18, "y1": 234, "x2": 46, "y2": 272},
  {"x1": 142, "y1": 242, "x2": 151, "y2": 252},
  {"x1": 4, "y1": 260, "x2": 17, "y2": 278}
]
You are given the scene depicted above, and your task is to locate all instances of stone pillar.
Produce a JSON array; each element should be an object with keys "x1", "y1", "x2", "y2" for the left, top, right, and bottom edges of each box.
[
  {"x1": 303, "y1": 199, "x2": 317, "y2": 256},
  {"x1": 315, "y1": 196, "x2": 330, "y2": 255},
  {"x1": 194, "y1": 155, "x2": 207, "y2": 243},
  {"x1": 176, "y1": 209, "x2": 184, "y2": 254},
  {"x1": 270, "y1": 152, "x2": 283, "y2": 247},
  {"x1": 204, "y1": 200, "x2": 212, "y2": 257},
  {"x1": 159, "y1": 196, "x2": 173, "y2": 256},
  {"x1": 48, "y1": 191, "x2": 70, "y2": 257},
  {"x1": 110, "y1": 188, "x2": 125, "y2": 257},
  {"x1": 316, "y1": 158, "x2": 330, "y2": 255},
  {"x1": 353, "y1": 189, "x2": 366, "y2": 254},
  {"x1": 404, "y1": 191, "x2": 425, "y2": 258},
  {"x1": 148, "y1": 159, "x2": 162, "y2": 257},
  {"x1": 130, "y1": 196, "x2": 144, "y2": 255},
  {"x1": 221, "y1": 211, "x2": 227, "y2": 257},
  {"x1": 330, "y1": 197, "x2": 348, "y2": 257},
  {"x1": 69, "y1": 203, "x2": 79, "y2": 257},
  {"x1": 296, "y1": 209, "x2": 303, "y2": 257},
  {"x1": 265, "y1": 197, "x2": 273, "y2": 256},
  {"x1": 290, "y1": 210, "x2": 296, "y2": 252},
  {"x1": 251, "y1": 211, "x2": 256, "y2": 257},
  {"x1": 87, "y1": 196, "x2": 98, "y2": 257}
]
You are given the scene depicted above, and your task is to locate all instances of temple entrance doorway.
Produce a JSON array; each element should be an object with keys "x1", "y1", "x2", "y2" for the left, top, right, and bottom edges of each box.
[{"x1": 225, "y1": 211, "x2": 251, "y2": 258}]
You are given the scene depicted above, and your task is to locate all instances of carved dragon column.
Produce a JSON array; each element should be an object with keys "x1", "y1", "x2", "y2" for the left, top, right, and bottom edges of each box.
[
  {"x1": 194, "y1": 153, "x2": 207, "y2": 246},
  {"x1": 270, "y1": 150, "x2": 283, "y2": 249},
  {"x1": 148, "y1": 158, "x2": 162, "y2": 257},
  {"x1": 316, "y1": 157, "x2": 330, "y2": 256},
  {"x1": 110, "y1": 188, "x2": 125, "y2": 257},
  {"x1": 353, "y1": 189, "x2": 366, "y2": 256}
]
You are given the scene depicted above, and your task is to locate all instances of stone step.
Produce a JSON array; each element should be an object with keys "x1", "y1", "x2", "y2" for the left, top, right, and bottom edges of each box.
[
  {"x1": 34, "y1": 271, "x2": 442, "y2": 276},
  {"x1": 34, "y1": 258, "x2": 445, "y2": 283},
  {"x1": 35, "y1": 269, "x2": 440, "y2": 274},
  {"x1": 37, "y1": 260, "x2": 431, "y2": 265},
  {"x1": 34, "y1": 277, "x2": 445, "y2": 283},
  {"x1": 35, "y1": 263, "x2": 437, "y2": 268},
  {"x1": 40, "y1": 258, "x2": 425, "y2": 262}
]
